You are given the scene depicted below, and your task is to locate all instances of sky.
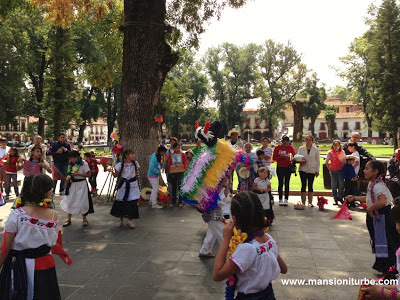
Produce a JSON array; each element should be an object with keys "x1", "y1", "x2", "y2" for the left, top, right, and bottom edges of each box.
[{"x1": 197, "y1": 0, "x2": 380, "y2": 109}]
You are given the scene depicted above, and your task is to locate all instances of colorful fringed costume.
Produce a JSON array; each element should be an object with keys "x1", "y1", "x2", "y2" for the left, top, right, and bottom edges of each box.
[{"x1": 180, "y1": 121, "x2": 243, "y2": 212}]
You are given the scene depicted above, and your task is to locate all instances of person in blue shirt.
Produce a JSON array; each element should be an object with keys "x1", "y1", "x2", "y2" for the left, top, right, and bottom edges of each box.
[
  {"x1": 342, "y1": 155, "x2": 358, "y2": 207},
  {"x1": 148, "y1": 145, "x2": 167, "y2": 209}
]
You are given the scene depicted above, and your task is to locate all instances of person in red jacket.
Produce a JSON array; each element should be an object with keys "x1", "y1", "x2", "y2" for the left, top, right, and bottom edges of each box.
[
  {"x1": 3, "y1": 148, "x2": 23, "y2": 200},
  {"x1": 325, "y1": 140, "x2": 346, "y2": 205},
  {"x1": 84, "y1": 153, "x2": 99, "y2": 195},
  {"x1": 167, "y1": 143, "x2": 187, "y2": 207},
  {"x1": 273, "y1": 136, "x2": 296, "y2": 206}
]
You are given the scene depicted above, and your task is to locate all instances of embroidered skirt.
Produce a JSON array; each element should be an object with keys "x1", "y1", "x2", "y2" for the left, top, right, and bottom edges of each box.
[{"x1": 110, "y1": 199, "x2": 139, "y2": 219}]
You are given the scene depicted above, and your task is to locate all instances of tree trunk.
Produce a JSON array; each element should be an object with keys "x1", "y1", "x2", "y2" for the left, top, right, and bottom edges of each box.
[
  {"x1": 310, "y1": 116, "x2": 316, "y2": 139},
  {"x1": 393, "y1": 131, "x2": 398, "y2": 151},
  {"x1": 78, "y1": 123, "x2": 86, "y2": 143},
  {"x1": 119, "y1": 0, "x2": 179, "y2": 188},
  {"x1": 38, "y1": 117, "x2": 45, "y2": 137},
  {"x1": 327, "y1": 119, "x2": 332, "y2": 141},
  {"x1": 366, "y1": 113, "x2": 372, "y2": 144},
  {"x1": 268, "y1": 117, "x2": 274, "y2": 139},
  {"x1": 292, "y1": 100, "x2": 304, "y2": 152}
]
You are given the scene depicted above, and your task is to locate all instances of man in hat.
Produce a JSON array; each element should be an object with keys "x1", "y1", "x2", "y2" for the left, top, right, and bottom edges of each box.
[{"x1": 228, "y1": 128, "x2": 244, "y2": 149}]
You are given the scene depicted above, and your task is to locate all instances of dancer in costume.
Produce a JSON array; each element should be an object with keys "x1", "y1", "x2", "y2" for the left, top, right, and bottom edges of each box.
[
  {"x1": 0, "y1": 174, "x2": 62, "y2": 299},
  {"x1": 199, "y1": 204, "x2": 224, "y2": 258},
  {"x1": 213, "y1": 192, "x2": 287, "y2": 299},
  {"x1": 252, "y1": 167, "x2": 274, "y2": 225},
  {"x1": 21, "y1": 146, "x2": 52, "y2": 177},
  {"x1": 60, "y1": 151, "x2": 94, "y2": 227},
  {"x1": 236, "y1": 143, "x2": 257, "y2": 192},
  {"x1": 110, "y1": 149, "x2": 141, "y2": 228},
  {"x1": 361, "y1": 202, "x2": 400, "y2": 299},
  {"x1": 346, "y1": 160, "x2": 400, "y2": 274}
]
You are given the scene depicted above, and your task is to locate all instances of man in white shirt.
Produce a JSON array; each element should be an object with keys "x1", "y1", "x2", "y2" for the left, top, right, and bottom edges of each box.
[{"x1": 27, "y1": 135, "x2": 47, "y2": 160}]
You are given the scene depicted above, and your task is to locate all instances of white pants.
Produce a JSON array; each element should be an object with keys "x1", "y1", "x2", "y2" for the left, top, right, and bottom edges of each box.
[
  {"x1": 199, "y1": 220, "x2": 224, "y2": 255},
  {"x1": 148, "y1": 176, "x2": 159, "y2": 206}
]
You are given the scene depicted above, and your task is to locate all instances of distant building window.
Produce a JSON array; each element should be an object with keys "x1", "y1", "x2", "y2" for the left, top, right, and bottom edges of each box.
[
  {"x1": 308, "y1": 123, "x2": 312, "y2": 130},
  {"x1": 346, "y1": 107, "x2": 350, "y2": 113},
  {"x1": 343, "y1": 122, "x2": 349, "y2": 130},
  {"x1": 355, "y1": 122, "x2": 361, "y2": 130},
  {"x1": 319, "y1": 123, "x2": 326, "y2": 130},
  {"x1": 333, "y1": 122, "x2": 337, "y2": 130}
]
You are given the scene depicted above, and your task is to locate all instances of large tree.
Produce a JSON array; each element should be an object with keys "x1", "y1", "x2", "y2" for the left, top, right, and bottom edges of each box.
[
  {"x1": 324, "y1": 105, "x2": 337, "y2": 141},
  {"x1": 256, "y1": 39, "x2": 307, "y2": 138},
  {"x1": 204, "y1": 42, "x2": 259, "y2": 135},
  {"x1": 301, "y1": 73, "x2": 327, "y2": 139},
  {"x1": 367, "y1": 0, "x2": 400, "y2": 149}
]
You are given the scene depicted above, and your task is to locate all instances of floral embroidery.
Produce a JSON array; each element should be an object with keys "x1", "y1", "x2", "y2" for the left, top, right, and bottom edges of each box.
[
  {"x1": 46, "y1": 222, "x2": 55, "y2": 228},
  {"x1": 30, "y1": 218, "x2": 39, "y2": 225},
  {"x1": 260, "y1": 245, "x2": 266, "y2": 252},
  {"x1": 256, "y1": 239, "x2": 274, "y2": 255},
  {"x1": 20, "y1": 216, "x2": 57, "y2": 229}
]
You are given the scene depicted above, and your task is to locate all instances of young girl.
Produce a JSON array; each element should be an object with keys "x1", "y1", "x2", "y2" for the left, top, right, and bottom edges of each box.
[
  {"x1": 21, "y1": 145, "x2": 52, "y2": 177},
  {"x1": 0, "y1": 174, "x2": 61, "y2": 299},
  {"x1": 220, "y1": 175, "x2": 232, "y2": 219},
  {"x1": 167, "y1": 143, "x2": 187, "y2": 207},
  {"x1": 361, "y1": 202, "x2": 400, "y2": 299},
  {"x1": 346, "y1": 160, "x2": 399, "y2": 274},
  {"x1": 252, "y1": 167, "x2": 274, "y2": 224},
  {"x1": 110, "y1": 149, "x2": 141, "y2": 228},
  {"x1": 213, "y1": 192, "x2": 287, "y2": 299},
  {"x1": 326, "y1": 140, "x2": 346, "y2": 205},
  {"x1": 60, "y1": 151, "x2": 93, "y2": 227},
  {"x1": 3, "y1": 147, "x2": 22, "y2": 200},
  {"x1": 148, "y1": 145, "x2": 167, "y2": 209},
  {"x1": 84, "y1": 152, "x2": 99, "y2": 195}
]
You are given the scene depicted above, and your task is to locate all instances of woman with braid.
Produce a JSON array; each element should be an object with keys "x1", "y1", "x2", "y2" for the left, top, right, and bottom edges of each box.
[
  {"x1": 213, "y1": 191, "x2": 287, "y2": 299},
  {"x1": 346, "y1": 160, "x2": 400, "y2": 274},
  {"x1": 109, "y1": 149, "x2": 141, "y2": 228}
]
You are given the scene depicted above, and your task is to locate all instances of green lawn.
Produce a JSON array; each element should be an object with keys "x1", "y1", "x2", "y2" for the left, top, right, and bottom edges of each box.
[
  {"x1": 233, "y1": 157, "x2": 327, "y2": 191},
  {"x1": 317, "y1": 143, "x2": 395, "y2": 157}
]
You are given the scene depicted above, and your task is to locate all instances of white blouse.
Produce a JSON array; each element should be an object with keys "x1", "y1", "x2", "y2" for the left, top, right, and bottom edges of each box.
[
  {"x1": 4, "y1": 207, "x2": 59, "y2": 251},
  {"x1": 366, "y1": 181, "x2": 393, "y2": 207},
  {"x1": 230, "y1": 233, "x2": 280, "y2": 294}
]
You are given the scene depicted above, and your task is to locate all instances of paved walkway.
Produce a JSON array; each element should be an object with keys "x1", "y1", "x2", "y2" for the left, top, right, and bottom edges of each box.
[{"x1": 0, "y1": 170, "x2": 379, "y2": 299}]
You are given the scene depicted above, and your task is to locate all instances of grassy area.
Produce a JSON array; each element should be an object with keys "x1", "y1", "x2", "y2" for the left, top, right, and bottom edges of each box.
[
  {"x1": 317, "y1": 143, "x2": 395, "y2": 157},
  {"x1": 232, "y1": 157, "x2": 327, "y2": 191}
]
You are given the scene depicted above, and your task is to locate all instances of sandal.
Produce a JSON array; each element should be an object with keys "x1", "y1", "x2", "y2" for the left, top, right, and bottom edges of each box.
[
  {"x1": 127, "y1": 222, "x2": 136, "y2": 229},
  {"x1": 82, "y1": 221, "x2": 89, "y2": 227},
  {"x1": 308, "y1": 203, "x2": 314, "y2": 207},
  {"x1": 63, "y1": 221, "x2": 72, "y2": 227},
  {"x1": 199, "y1": 252, "x2": 215, "y2": 258},
  {"x1": 117, "y1": 221, "x2": 123, "y2": 228}
]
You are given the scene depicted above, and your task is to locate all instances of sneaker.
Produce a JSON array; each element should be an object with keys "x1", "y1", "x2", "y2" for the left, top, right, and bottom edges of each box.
[
  {"x1": 279, "y1": 199, "x2": 284, "y2": 206},
  {"x1": 152, "y1": 204, "x2": 163, "y2": 209},
  {"x1": 178, "y1": 203, "x2": 184, "y2": 207},
  {"x1": 59, "y1": 191, "x2": 65, "y2": 195},
  {"x1": 284, "y1": 199, "x2": 288, "y2": 206},
  {"x1": 169, "y1": 203, "x2": 175, "y2": 208}
]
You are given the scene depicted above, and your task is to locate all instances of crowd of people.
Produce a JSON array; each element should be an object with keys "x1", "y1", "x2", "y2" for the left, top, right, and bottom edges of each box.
[{"x1": 1, "y1": 129, "x2": 400, "y2": 299}]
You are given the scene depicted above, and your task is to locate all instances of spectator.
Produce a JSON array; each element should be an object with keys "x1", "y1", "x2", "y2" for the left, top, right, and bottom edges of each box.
[
  {"x1": 297, "y1": 135, "x2": 320, "y2": 207},
  {"x1": 49, "y1": 133, "x2": 71, "y2": 195},
  {"x1": 343, "y1": 132, "x2": 374, "y2": 177},
  {"x1": 228, "y1": 128, "x2": 244, "y2": 149},
  {"x1": 0, "y1": 138, "x2": 10, "y2": 194},
  {"x1": 325, "y1": 140, "x2": 346, "y2": 205},
  {"x1": 192, "y1": 139, "x2": 204, "y2": 156},
  {"x1": 147, "y1": 145, "x2": 167, "y2": 209},
  {"x1": 28, "y1": 135, "x2": 47, "y2": 160}
]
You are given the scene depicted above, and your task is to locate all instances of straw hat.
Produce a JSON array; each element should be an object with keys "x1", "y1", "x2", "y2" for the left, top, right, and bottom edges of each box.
[
  {"x1": 238, "y1": 167, "x2": 250, "y2": 179},
  {"x1": 228, "y1": 128, "x2": 239, "y2": 136},
  {"x1": 345, "y1": 155, "x2": 357, "y2": 160},
  {"x1": 140, "y1": 187, "x2": 152, "y2": 201}
]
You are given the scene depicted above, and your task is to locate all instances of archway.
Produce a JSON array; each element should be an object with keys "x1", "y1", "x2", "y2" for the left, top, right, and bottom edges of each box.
[{"x1": 253, "y1": 131, "x2": 262, "y2": 141}]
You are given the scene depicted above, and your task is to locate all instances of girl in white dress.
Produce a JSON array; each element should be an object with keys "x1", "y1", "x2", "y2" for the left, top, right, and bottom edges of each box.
[
  {"x1": 0, "y1": 174, "x2": 61, "y2": 299},
  {"x1": 60, "y1": 151, "x2": 93, "y2": 227},
  {"x1": 110, "y1": 149, "x2": 141, "y2": 228},
  {"x1": 213, "y1": 191, "x2": 287, "y2": 299},
  {"x1": 252, "y1": 167, "x2": 274, "y2": 225}
]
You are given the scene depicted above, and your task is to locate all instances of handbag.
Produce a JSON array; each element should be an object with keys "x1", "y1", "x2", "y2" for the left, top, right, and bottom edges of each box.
[{"x1": 288, "y1": 161, "x2": 297, "y2": 176}]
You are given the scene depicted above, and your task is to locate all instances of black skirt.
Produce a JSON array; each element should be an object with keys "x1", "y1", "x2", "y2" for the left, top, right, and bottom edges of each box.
[
  {"x1": 366, "y1": 206, "x2": 400, "y2": 273},
  {"x1": 110, "y1": 200, "x2": 139, "y2": 219}
]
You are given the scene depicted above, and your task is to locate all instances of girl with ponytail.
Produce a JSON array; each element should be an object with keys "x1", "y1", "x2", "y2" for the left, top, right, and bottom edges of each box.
[
  {"x1": 213, "y1": 191, "x2": 287, "y2": 300},
  {"x1": 346, "y1": 160, "x2": 399, "y2": 274}
]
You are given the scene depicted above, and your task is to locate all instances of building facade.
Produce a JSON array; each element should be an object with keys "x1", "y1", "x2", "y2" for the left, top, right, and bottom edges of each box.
[{"x1": 0, "y1": 117, "x2": 29, "y2": 142}]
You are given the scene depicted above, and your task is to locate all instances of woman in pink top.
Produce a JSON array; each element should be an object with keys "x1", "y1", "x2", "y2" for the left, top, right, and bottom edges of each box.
[{"x1": 325, "y1": 140, "x2": 346, "y2": 205}]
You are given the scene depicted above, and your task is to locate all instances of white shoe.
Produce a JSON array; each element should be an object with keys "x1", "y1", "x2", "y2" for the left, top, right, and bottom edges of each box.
[
  {"x1": 152, "y1": 204, "x2": 163, "y2": 209},
  {"x1": 279, "y1": 199, "x2": 284, "y2": 206},
  {"x1": 284, "y1": 199, "x2": 288, "y2": 206},
  {"x1": 59, "y1": 191, "x2": 65, "y2": 195}
]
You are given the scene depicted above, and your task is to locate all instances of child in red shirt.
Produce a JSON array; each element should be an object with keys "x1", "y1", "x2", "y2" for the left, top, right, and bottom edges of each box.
[
  {"x1": 84, "y1": 153, "x2": 99, "y2": 195},
  {"x1": 3, "y1": 148, "x2": 22, "y2": 200}
]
